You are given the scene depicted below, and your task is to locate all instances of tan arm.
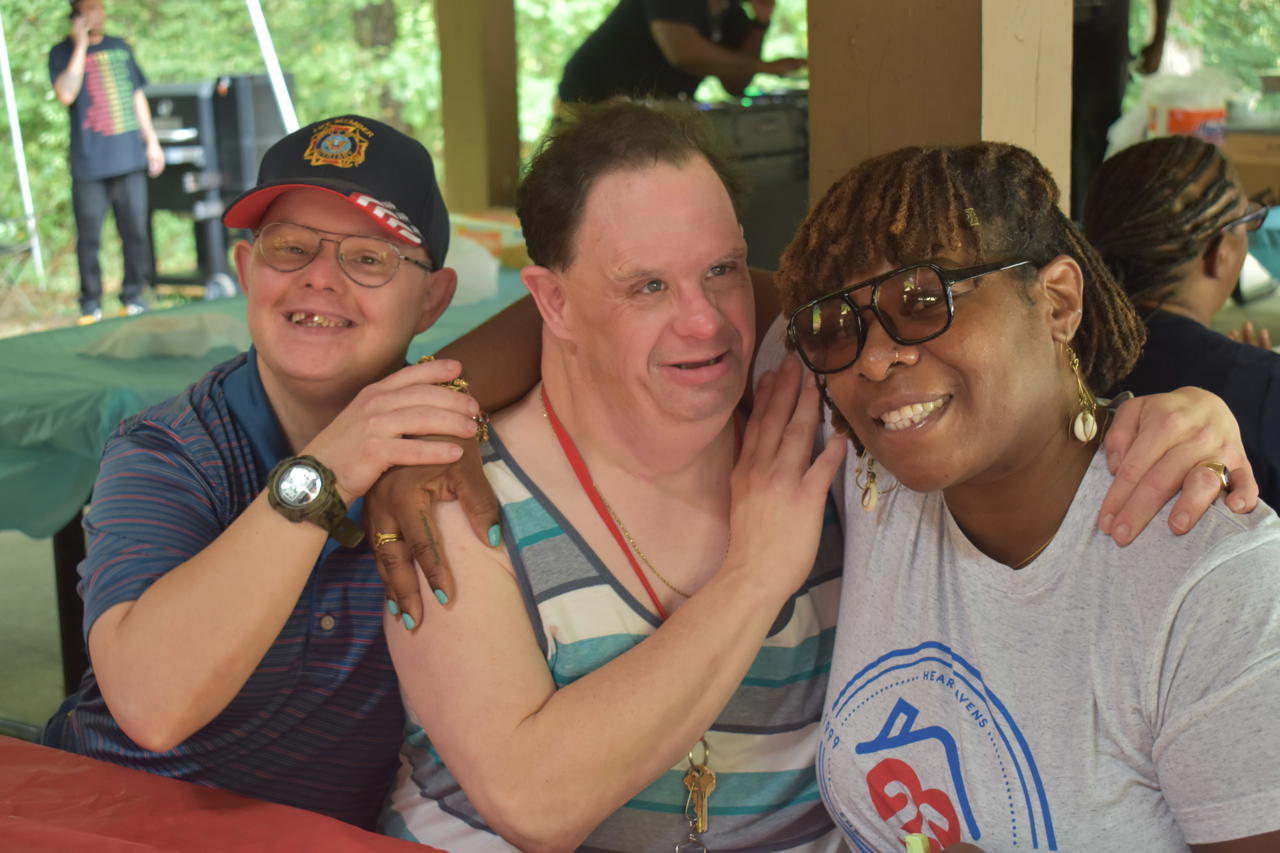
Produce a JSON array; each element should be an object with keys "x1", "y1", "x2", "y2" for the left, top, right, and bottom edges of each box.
[
  {"x1": 133, "y1": 88, "x2": 165, "y2": 177},
  {"x1": 649, "y1": 20, "x2": 805, "y2": 97}
]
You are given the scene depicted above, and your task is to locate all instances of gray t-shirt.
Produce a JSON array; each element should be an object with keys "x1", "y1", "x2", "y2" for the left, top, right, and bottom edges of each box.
[
  {"x1": 755, "y1": 318, "x2": 1280, "y2": 850},
  {"x1": 822, "y1": 439, "x2": 1280, "y2": 852}
]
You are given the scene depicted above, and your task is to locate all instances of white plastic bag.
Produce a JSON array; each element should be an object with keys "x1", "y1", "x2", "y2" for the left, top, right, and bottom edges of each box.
[
  {"x1": 447, "y1": 233, "x2": 500, "y2": 306},
  {"x1": 1107, "y1": 67, "x2": 1237, "y2": 157}
]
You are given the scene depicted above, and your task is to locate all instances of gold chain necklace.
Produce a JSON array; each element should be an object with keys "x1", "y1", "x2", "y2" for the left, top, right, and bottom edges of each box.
[
  {"x1": 1010, "y1": 535, "x2": 1054, "y2": 570},
  {"x1": 599, "y1": 496, "x2": 693, "y2": 598},
  {"x1": 538, "y1": 393, "x2": 694, "y2": 599}
]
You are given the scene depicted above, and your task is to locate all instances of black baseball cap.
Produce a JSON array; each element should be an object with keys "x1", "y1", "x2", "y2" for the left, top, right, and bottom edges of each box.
[{"x1": 223, "y1": 115, "x2": 450, "y2": 269}]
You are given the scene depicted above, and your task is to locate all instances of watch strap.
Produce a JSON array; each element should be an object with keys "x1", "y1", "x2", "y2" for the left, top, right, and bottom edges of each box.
[{"x1": 266, "y1": 455, "x2": 366, "y2": 548}]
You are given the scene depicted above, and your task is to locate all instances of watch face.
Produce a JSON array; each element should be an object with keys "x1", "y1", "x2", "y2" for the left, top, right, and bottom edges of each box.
[{"x1": 278, "y1": 464, "x2": 323, "y2": 508}]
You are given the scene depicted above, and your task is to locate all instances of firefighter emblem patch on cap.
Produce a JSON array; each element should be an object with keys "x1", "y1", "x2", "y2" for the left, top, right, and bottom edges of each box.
[{"x1": 303, "y1": 118, "x2": 372, "y2": 168}]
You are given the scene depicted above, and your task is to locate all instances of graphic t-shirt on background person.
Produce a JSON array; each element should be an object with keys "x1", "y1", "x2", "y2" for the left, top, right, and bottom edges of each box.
[{"x1": 48, "y1": 35, "x2": 148, "y2": 180}]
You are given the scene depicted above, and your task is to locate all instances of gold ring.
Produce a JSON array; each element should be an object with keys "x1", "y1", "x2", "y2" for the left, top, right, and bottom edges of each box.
[
  {"x1": 373, "y1": 531, "x2": 404, "y2": 549},
  {"x1": 1199, "y1": 461, "x2": 1230, "y2": 491}
]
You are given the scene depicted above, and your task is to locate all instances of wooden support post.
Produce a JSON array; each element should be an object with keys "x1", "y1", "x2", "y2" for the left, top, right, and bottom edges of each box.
[
  {"x1": 435, "y1": 0, "x2": 521, "y2": 212},
  {"x1": 806, "y1": 0, "x2": 1072, "y2": 209}
]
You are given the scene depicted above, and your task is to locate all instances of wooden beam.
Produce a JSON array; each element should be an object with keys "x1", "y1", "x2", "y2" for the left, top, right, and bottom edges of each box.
[
  {"x1": 435, "y1": 0, "x2": 520, "y2": 212},
  {"x1": 807, "y1": 0, "x2": 1072, "y2": 208}
]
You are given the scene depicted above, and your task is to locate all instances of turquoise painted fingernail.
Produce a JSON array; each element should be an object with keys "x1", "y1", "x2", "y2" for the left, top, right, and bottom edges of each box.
[
  {"x1": 488, "y1": 524, "x2": 501, "y2": 547},
  {"x1": 402, "y1": 612, "x2": 416, "y2": 631},
  {"x1": 386, "y1": 598, "x2": 399, "y2": 617},
  {"x1": 434, "y1": 589, "x2": 449, "y2": 606}
]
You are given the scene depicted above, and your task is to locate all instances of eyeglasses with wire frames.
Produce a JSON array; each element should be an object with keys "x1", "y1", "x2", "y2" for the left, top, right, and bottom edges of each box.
[
  {"x1": 1218, "y1": 201, "x2": 1269, "y2": 235},
  {"x1": 786, "y1": 259, "x2": 1036, "y2": 374},
  {"x1": 253, "y1": 221, "x2": 433, "y2": 288}
]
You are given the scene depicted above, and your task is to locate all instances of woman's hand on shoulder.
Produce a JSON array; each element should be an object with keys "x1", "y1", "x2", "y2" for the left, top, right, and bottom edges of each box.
[
  {"x1": 1098, "y1": 387, "x2": 1258, "y2": 545},
  {"x1": 363, "y1": 439, "x2": 499, "y2": 630}
]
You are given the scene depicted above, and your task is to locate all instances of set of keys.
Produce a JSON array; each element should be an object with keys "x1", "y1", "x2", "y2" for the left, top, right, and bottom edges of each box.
[{"x1": 675, "y1": 738, "x2": 716, "y2": 852}]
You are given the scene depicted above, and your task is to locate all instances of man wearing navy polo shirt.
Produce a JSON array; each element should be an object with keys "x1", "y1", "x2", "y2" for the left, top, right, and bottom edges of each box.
[{"x1": 41, "y1": 116, "x2": 483, "y2": 828}]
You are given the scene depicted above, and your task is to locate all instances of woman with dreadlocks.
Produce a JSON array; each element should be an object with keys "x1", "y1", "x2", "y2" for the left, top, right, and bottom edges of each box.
[
  {"x1": 1085, "y1": 136, "x2": 1279, "y2": 510},
  {"x1": 769, "y1": 141, "x2": 1280, "y2": 851}
]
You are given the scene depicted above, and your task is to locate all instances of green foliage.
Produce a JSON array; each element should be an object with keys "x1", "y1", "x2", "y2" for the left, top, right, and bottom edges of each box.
[
  {"x1": 1131, "y1": 0, "x2": 1280, "y2": 91},
  {"x1": 0, "y1": 0, "x2": 444, "y2": 296},
  {"x1": 13, "y1": 0, "x2": 1265, "y2": 299}
]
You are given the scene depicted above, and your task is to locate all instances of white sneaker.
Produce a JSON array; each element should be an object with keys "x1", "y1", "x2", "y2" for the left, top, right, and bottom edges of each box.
[{"x1": 123, "y1": 303, "x2": 146, "y2": 317}]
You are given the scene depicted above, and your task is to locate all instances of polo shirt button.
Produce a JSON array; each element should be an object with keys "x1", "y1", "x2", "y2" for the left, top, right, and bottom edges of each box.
[{"x1": 319, "y1": 613, "x2": 337, "y2": 631}]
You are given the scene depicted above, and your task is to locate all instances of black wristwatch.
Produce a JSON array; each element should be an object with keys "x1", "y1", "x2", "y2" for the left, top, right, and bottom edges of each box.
[{"x1": 266, "y1": 455, "x2": 364, "y2": 548}]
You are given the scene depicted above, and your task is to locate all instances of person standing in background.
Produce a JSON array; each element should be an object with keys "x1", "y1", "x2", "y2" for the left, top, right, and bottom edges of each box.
[
  {"x1": 1070, "y1": 0, "x2": 1170, "y2": 221},
  {"x1": 558, "y1": 0, "x2": 805, "y2": 105},
  {"x1": 49, "y1": 0, "x2": 165, "y2": 324}
]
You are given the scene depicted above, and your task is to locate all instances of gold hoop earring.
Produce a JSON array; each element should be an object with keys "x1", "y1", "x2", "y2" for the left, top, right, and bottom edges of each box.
[
  {"x1": 854, "y1": 447, "x2": 896, "y2": 511},
  {"x1": 1066, "y1": 344, "x2": 1097, "y2": 443}
]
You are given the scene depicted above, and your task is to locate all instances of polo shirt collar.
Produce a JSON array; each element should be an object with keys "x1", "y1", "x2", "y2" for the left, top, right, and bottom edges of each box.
[{"x1": 222, "y1": 347, "x2": 366, "y2": 555}]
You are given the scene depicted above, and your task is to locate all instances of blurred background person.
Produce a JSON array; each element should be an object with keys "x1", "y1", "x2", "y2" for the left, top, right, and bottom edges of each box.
[
  {"x1": 48, "y1": 0, "x2": 164, "y2": 324},
  {"x1": 1086, "y1": 134, "x2": 1279, "y2": 509},
  {"x1": 1071, "y1": 0, "x2": 1170, "y2": 220},
  {"x1": 557, "y1": 0, "x2": 805, "y2": 105}
]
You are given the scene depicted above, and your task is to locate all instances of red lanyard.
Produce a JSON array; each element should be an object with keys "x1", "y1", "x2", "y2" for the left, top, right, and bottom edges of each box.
[
  {"x1": 540, "y1": 386, "x2": 742, "y2": 622},
  {"x1": 542, "y1": 386, "x2": 671, "y2": 619}
]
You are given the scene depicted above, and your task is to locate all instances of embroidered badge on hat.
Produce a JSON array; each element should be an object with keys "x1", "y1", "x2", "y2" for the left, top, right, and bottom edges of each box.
[{"x1": 303, "y1": 118, "x2": 372, "y2": 169}]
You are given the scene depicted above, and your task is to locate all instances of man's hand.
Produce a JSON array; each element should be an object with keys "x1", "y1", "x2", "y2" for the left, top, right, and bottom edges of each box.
[
  {"x1": 70, "y1": 14, "x2": 91, "y2": 48},
  {"x1": 363, "y1": 440, "x2": 500, "y2": 631},
  {"x1": 724, "y1": 357, "x2": 846, "y2": 601},
  {"x1": 759, "y1": 57, "x2": 806, "y2": 76},
  {"x1": 145, "y1": 138, "x2": 165, "y2": 178},
  {"x1": 1098, "y1": 387, "x2": 1258, "y2": 545},
  {"x1": 301, "y1": 358, "x2": 479, "y2": 504},
  {"x1": 1228, "y1": 320, "x2": 1273, "y2": 351}
]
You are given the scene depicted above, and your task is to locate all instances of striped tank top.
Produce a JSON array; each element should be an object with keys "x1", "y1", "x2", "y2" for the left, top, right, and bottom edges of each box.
[{"x1": 382, "y1": 429, "x2": 845, "y2": 851}]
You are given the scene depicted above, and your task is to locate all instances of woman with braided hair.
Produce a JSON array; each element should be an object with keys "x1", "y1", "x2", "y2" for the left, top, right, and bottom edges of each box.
[
  {"x1": 762, "y1": 141, "x2": 1280, "y2": 851},
  {"x1": 1085, "y1": 135, "x2": 1280, "y2": 509}
]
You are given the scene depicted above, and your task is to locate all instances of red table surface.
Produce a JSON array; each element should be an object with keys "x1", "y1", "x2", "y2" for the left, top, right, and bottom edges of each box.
[{"x1": 0, "y1": 736, "x2": 443, "y2": 852}]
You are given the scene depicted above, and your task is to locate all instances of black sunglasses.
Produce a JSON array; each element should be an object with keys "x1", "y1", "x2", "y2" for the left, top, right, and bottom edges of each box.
[{"x1": 786, "y1": 259, "x2": 1035, "y2": 374}]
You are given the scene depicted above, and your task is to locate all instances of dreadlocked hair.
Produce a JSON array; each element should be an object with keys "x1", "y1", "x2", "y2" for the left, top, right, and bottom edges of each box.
[
  {"x1": 1083, "y1": 136, "x2": 1240, "y2": 309},
  {"x1": 778, "y1": 142, "x2": 1144, "y2": 398}
]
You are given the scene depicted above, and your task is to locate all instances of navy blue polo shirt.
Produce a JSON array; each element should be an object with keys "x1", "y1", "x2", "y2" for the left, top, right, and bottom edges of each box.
[{"x1": 45, "y1": 350, "x2": 404, "y2": 828}]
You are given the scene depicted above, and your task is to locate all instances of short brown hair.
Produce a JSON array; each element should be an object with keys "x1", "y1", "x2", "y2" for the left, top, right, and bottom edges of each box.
[
  {"x1": 516, "y1": 101, "x2": 745, "y2": 271},
  {"x1": 777, "y1": 142, "x2": 1144, "y2": 393}
]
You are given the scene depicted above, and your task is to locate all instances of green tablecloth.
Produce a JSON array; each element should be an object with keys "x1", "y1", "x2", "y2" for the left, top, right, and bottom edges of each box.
[{"x1": 0, "y1": 269, "x2": 528, "y2": 538}]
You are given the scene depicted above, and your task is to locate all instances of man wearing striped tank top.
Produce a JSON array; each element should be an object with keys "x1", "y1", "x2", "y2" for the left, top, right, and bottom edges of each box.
[
  {"x1": 40, "y1": 115, "x2": 489, "y2": 828},
  {"x1": 378, "y1": 102, "x2": 848, "y2": 851}
]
